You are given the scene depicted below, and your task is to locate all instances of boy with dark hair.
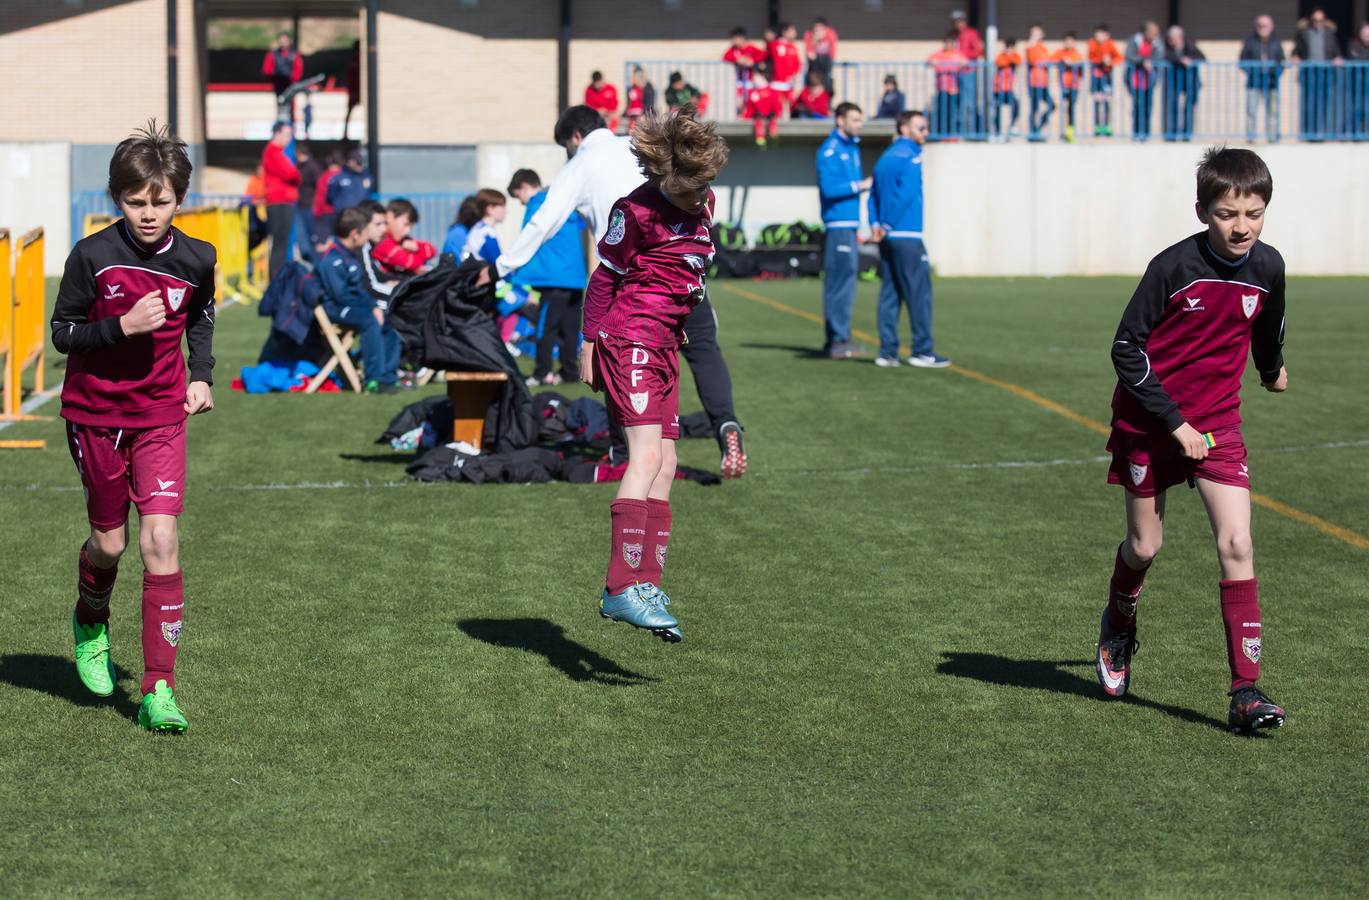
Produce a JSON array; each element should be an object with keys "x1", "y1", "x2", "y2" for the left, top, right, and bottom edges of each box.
[
  {"x1": 356, "y1": 199, "x2": 398, "y2": 306},
  {"x1": 325, "y1": 149, "x2": 373, "y2": 213},
  {"x1": 52, "y1": 121, "x2": 217, "y2": 733},
  {"x1": 580, "y1": 110, "x2": 729, "y2": 642},
  {"x1": 584, "y1": 71, "x2": 620, "y2": 132},
  {"x1": 1089, "y1": 24, "x2": 1124, "y2": 136},
  {"x1": 507, "y1": 168, "x2": 587, "y2": 386},
  {"x1": 1024, "y1": 24, "x2": 1055, "y2": 140},
  {"x1": 319, "y1": 207, "x2": 402, "y2": 393},
  {"x1": 1100, "y1": 147, "x2": 1288, "y2": 734},
  {"x1": 994, "y1": 37, "x2": 1023, "y2": 139},
  {"x1": 1055, "y1": 31, "x2": 1086, "y2": 142},
  {"x1": 373, "y1": 198, "x2": 437, "y2": 275},
  {"x1": 724, "y1": 28, "x2": 765, "y2": 112},
  {"x1": 664, "y1": 71, "x2": 702, "y2": 111}
]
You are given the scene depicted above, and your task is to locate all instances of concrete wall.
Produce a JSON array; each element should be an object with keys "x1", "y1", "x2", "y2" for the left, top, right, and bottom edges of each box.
[{"x1": 0, "y1": 143, "x2": 72, "y2": 275}]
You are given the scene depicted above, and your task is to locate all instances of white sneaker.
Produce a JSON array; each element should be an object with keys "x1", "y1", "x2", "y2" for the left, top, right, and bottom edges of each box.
[
  {"x1": 874, "y1": 356, "x2": 901, "y2": 368},
  {"x1": 907, "y1": 353, "x2": 952, "y2": 368}
]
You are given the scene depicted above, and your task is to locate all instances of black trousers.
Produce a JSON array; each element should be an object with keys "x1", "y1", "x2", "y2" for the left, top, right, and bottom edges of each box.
[
  {"x1": 266, "y1": 203, "x2": 296, "y2": 279},
  {"x1": 607, "y1": 291, "x2": 740, "y2": 458},
  {"x1": 533, "y1": 287, "x2": 583, "y2": 381}
]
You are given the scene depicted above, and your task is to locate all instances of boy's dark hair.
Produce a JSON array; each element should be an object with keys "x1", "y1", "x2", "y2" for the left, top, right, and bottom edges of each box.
[
  {"x1": 814, "y1": 17, "x2": 828, "y2": 26},
  {"x1": 1197, "y1": 146, "x2": 1273, "y2": 208},
  {"x1": 474, "y1": 188, "x2": 506, "y2": 217},
  {"x1": 108, "y1": 119, "x2": 193, "y2": 204},
  {"x1": 1004, "y1": 36, "x2": 1018, "y2": 46},
  {"x1": 358, "y1": 199, "x2": 386, "y2": 219},
  {"x1": 1095, "y1": 23, "x2": 1110, "y2": 33},
  {"x1": 325, "y1": 149, "x2": 344, "y2": 167},
  {"x1": 591, "y1": 69, "x2": 604, "y2": 81},
  {"x1": 455, "y1": 194, "x2": 481, "y2": 229},
  {"x1": 346, "y1": 149, "x2": 366, "y2": 167},
  {"x1": 271, "y1": 121, "x2": 291, "y2": 137},
  {"x1": 884, "y1": 74, "x2": 898, "y2": 86},
  {"x1": 834, "y1": 101, "x2": 862, "y2": 120},
  {"x1": 730, "y1": 27, "x2": 747, "y2": 38},
  {"x1": 386, "y1": 198, "x2": 419, "y2": 223},
  {"x1": 507, "y1": 168, "x2": 541, "y2": 194},
  {"x1": 669, "y1": 70, "x2": 683, "y2": 83},
  {"x1": 779, "y1": 21, "x2": 793, "y2": 32},
  {"x1": 554, "y1": 105, "x2": 608, "y2": 146},
  {"x1": 335, "y1": 207, "x2": 370, "y2": 238},
  {"x1": 630, "y1": 108, "x2": 728, "y2": 196},
  {"x1": 1064, "y1": 30, "x2": 1078, "y2": 39}
]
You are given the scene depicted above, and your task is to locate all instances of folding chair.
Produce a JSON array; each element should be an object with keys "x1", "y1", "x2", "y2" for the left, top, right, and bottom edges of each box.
[{"x1": 306, "y1": 305, "x2": 363, "y2": 393}]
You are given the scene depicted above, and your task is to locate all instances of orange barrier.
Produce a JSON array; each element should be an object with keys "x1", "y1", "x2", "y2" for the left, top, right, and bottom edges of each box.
[
  {"x1": 0, "y1": 229, "x2": 10, "y2": 394},
  {"x1": 3, "y1": 228, "x2": 45, "y2": 419},
  {"x1": 174, "y1": 206, "x2": 258, "y2": 303},
  {"x1": 83, "y1": 213, "x2": 117, "y2": 238}
]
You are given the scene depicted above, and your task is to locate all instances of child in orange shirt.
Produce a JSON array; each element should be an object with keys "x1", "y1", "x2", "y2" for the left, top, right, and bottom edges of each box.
[
  {"x1": 1054, "y1": 32, "x2": 1086, "y2": 142},
  {"x1": 1024, "y1": 25, "x2": 1055, "y2": 141},
  {"x1": 929, "y1": 33, "x2": 967, "y2": 139},
  {"x1": 1088, "y1": 24, "x2": 1124, "y2": 136},
  {"x1": 993, "y1": 38, "x2": 1023, "y2": 139}
]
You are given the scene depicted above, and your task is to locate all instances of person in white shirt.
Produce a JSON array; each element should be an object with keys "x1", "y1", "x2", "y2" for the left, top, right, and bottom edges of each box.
[{"x1": 496, "y1": 106, "x2": 748, "y2": 479}]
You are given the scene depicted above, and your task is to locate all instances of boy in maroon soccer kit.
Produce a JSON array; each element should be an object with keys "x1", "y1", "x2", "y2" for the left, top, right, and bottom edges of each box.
[
  {"x1": 51, "y1": 123, "x2": 216, "y2": 733},
  {"x1": 1099, "y1": 147, "x2": 1288, "y2": 734},
  {"x1": 579, "y1": 109, "x2": 729, "y2": 642}
]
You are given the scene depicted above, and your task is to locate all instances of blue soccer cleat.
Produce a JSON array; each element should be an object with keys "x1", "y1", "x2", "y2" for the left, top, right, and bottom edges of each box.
[{"x1": 600, "y1": 584, "x2": 682, "y2": 643}]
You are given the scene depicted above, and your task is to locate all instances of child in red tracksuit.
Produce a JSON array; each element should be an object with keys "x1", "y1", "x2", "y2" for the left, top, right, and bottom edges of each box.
[
  {"x1": 743, "y1": 70, "x2": 784, "y2": 146},
  {"x1": 579, "y1": 110, "x2": 729, "y2": 643}
]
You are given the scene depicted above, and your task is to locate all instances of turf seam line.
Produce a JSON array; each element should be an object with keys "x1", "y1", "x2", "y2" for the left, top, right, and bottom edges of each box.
[{"x1": 716, "y1": 282, "x2": 1369, "y2": 551}]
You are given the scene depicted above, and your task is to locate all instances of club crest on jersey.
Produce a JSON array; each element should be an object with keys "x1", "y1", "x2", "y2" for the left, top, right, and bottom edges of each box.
[
  {"x1": 605, "y1": 209, "x2": 626, "y2": 245},
  {"x1": 682, "y1": 253, "x2": 707, "y2": 271},
  {"x1": 166, "y1": 286, "x2": 187, "y2": 311},
  {"x1": 162, "y1": 620, "x2": 182, "y2": 648},
  {"x1": 1243, "y1": 636, "x2": 1261, "y2": 663},
  {"x1": 1129, "y1": 463, "x2": 1148, "y2": 486},
  {"x1": 623, "y1": 543, "x2": 643, "y2": 569},
  {"x1": 1242, "y1": 293, "x2": 1259, "y2": 318},
  {"x1": 629, "y1": 392, "x2": 649, "y2": 414}
]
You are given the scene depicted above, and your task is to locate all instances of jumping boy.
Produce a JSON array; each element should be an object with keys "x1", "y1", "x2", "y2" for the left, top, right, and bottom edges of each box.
[
  {"x1": 1099, "y1": 147, "x2": 1288, "y2": 734},
  {"x1": 579, "y1": 108, "x2": 728, "y2": 643},
  {"x1": 51, "y1": 121, "x2": 216, "y2": 733}
]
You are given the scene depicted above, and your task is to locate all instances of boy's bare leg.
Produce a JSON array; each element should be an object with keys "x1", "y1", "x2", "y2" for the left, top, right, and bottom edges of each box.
[
  {"x1": 138, "y1": 513, "x2": 185, "y2": 694},
  {"x1": 616, "y1": 424, "x2": 663, "y2": 501},
  {"x1": 1196, "y1": 479, "x2": 1265, "y2": 694}
]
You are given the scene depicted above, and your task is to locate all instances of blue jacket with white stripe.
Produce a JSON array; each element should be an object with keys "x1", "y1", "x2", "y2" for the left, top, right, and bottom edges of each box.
[
  {"x1": 867, "y1": 136, "x2": 924, "y2": 241},
  {"x1": 816, "y1": 129, "x2": 864, "y2": 230}
]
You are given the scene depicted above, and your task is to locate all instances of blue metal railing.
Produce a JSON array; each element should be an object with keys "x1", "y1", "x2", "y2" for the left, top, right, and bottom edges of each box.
[{"x1": 626, "y1": 59, "x2": 1369, "y2": 143}]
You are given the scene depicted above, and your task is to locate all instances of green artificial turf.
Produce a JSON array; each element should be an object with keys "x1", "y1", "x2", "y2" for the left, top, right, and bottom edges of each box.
[{"x1": 0, "y1": 274, "x2": 1365, "y2": 897}]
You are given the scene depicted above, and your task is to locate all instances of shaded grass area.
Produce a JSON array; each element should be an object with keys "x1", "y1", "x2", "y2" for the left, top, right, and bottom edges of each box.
[{"x1": 0, "y1": 275, "x2": 1365, "y2": 896}]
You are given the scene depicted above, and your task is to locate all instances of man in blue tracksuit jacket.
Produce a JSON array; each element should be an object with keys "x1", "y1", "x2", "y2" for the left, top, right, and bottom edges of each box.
[
  {"x1": 506, "y1": 168, "x2": 588, "y2": 384},
  {"x1": 816, "y1": 102, "x2": 873, "y2": 358},
  {"x1": 867, "y1": 111, "x2": 950, "y2": 368},
  {"x1": 317, "y1": 207, "x2": 401, "y2": 392}
]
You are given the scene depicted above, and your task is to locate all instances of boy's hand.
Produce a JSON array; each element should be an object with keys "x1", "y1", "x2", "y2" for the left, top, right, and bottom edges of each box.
[
  {"x1": 869, "y1": 225, "x2": 886, "y2": 243},
  {"x1": 401, "y1": 238, "x2": 419, "y2": 252},
  {"x1": 120, "y1": 291, "x2": 167, "y2": 336},
  {"x1": 184, "y1": 381, "x2": 214, "y2": 415},
  {"x1": 1262, "y1": 366, "x2": 1288, "y2": 392},
  {"x1": 579, "y1": 342, "x2": 597, "y2": 391},
  {"x1": 1171, "y1": 422, "x2": 1209, "y2": 460}
]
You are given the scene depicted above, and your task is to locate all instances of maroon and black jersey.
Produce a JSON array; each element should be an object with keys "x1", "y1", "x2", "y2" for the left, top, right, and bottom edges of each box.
[
  {"x1": 52, "y1": 221, "x2": 217, "y2": 429},
  {"x1": 582, "y1": 183, "x2": 715, "y2": 349},
  {"x1": 1111, "y1": 233, "x2": 1285, "y2": 435}
]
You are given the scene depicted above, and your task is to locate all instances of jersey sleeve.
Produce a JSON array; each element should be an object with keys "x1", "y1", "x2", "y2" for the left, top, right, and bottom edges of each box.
[
  {"x1": 1111, "y1": 257, "x2": 1186, "y2": 431},
  {"x1": 1251, "y1": 262, "x2": 1285, "y2": 382},
  {"x1": 185, "y1": 246, "x2": 218, "y2": 385},
  {"x1": 595, "y1": 200, "x2": 642, "y2": 276},
  {"x1": 50, "y1": 243, "x2": 125, "y2": 354}
]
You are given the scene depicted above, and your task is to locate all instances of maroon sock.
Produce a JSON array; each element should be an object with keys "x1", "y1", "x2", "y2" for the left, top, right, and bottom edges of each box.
[
  {"x1": 1107, "y1": 545, "x2": 1149, "y2": 632},
  {"x1": 605, "y1": 499, "x2": 649, "y2": 594},
  {"x1": 141, "y1": 571, "x2": 184, "y2": 694},
  {"x1": 76, "y1": 545, "x2": 117, "y2": 626},
  {"x1": 638, "y1": 498, "x2": 672, "y2": 587},
  {"x1": 1220, "y1": 578, "x2": 1262, "y2": 691}
]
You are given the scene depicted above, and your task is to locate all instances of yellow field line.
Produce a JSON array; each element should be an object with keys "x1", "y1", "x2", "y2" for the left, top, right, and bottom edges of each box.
[{"x1": 716, "y1": 282, "x2": 1369, "y2": 551}]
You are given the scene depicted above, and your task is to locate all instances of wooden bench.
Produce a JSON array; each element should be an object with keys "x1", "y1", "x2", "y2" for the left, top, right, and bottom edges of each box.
[{"x1": 445, "y1": 371, "x2": 509, "y2": 452}]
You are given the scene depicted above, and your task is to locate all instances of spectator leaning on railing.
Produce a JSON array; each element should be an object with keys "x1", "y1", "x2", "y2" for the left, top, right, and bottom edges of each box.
[
  {"x1": 1055, "y1": 32, "x2": 1086, "y2": 142},
  {"x1": 1089, "y1": 25, "x2": 1124, "y2": 137},
  {"x1": 993, "y1": 38, "x2": 1022, "y2": 139},
  {"x1": 768, "y1": 23, "x2": 804, "y2": 107},
  {"x1": 805, "y1": 18, "x2": 839, "y2": 93},
  {"x1": 1025, "y1": 25, "x2": 1055, "y2": 141},
  {"x1": 1126, "y1": 21, "x2": 1164, "y2": 140},
  {"x1": 1163, "y1": 25, "x2": 1205, "y2": 142},
  {"x1": 1292, "y1": 8, "x2": 1342, "y2": 140},
  {"x1": 1350, "y1": 23, "x2": 1369, "y2": 139},
  {"x1": 930, "y1": 34, "x2": 967, "y2": 139},
  {"x1": 951, "y1": 10, "x2": 985, "y2": 137},
  {"x1": 1240, "y1": 15, "x2": 1286, "y2": 142},
  {"x1": 725, "y1": 28, "x2": 766, "y2": 112},
  {"x1": 262, "y1": 31, "x2": 303, "y2": 110}
]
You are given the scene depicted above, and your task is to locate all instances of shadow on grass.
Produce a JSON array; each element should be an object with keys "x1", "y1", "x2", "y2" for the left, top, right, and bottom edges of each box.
[
  {"x1": 339, "y1": 453, "x2": 415, "y2": 465},
  {"x1": 737, "y1": 342, "x2": 834, "y2": 360},
  {"x1": 936, "y1": 652, "x2": 1230, "y2": 732},
  {"x1": 0, "y1": 653, "x2": 141, "y2": 721},
  {"x1": 459, "y1": 618, "x2": 656, "y2": 686}
]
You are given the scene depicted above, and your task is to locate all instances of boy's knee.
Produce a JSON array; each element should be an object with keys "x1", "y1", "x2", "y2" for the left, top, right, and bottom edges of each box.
[
  {"x1": 1217, "y1": 530, "x2": 1253, "y2": 565},
  {"x1": 89, "y1": 530, "x2": 127, "y2": 561},
  {"x1": 1126, "y1": 534, "x2": 1162, "y2": 565},
  {"x1": 140, "y1": 520, "x2": 180, "y2": 565}
]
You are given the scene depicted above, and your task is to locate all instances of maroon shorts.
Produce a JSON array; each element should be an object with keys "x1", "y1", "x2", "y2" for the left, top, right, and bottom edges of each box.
[
  {"x1": 594, "y1": 335, "x2": 680, "y2": 440},
  {"x1": 1106, "y1": 423, "x2": 1250, "y2": 497},
  {"x1": 66, "y1": 420, "x2": 187, "y2": 530}
]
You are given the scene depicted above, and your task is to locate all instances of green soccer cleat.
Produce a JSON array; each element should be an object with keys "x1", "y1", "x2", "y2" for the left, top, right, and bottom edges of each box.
[
  {"x1": 73, "y1": 612, "x2": 116, "y2": 697},
  {"x1": 138, "y1": 680, "x2": 188, "y2": 734}
]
